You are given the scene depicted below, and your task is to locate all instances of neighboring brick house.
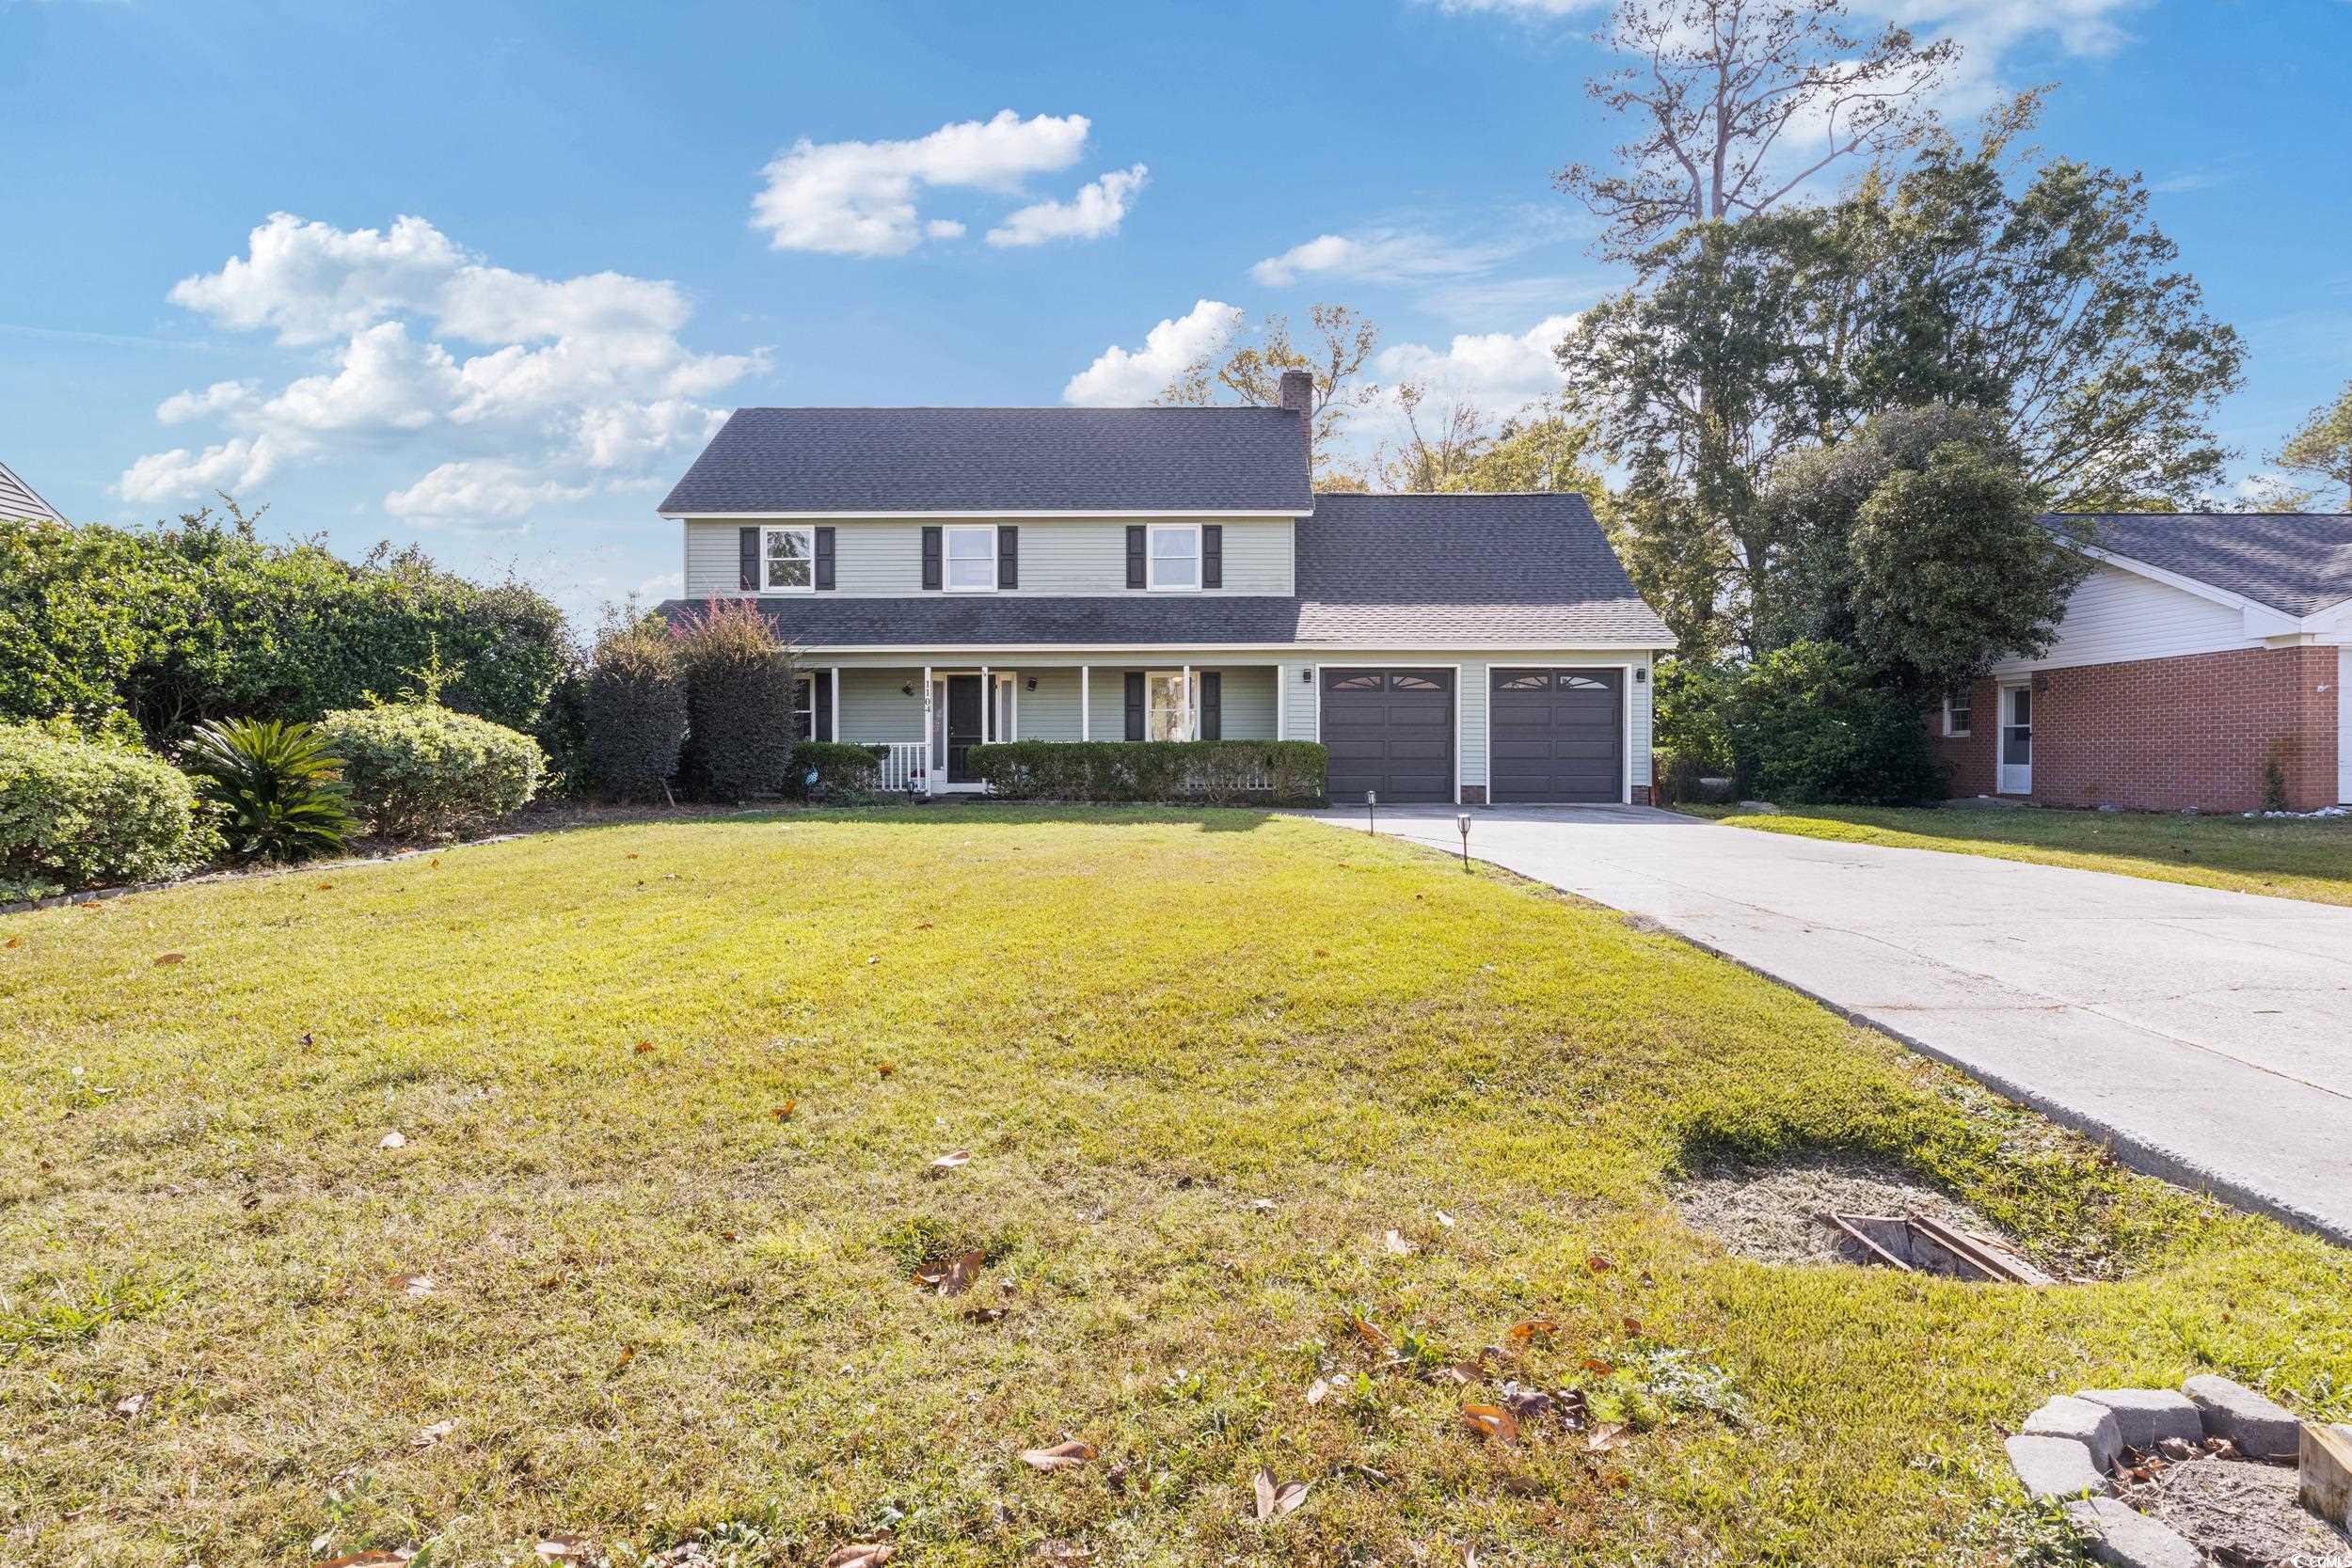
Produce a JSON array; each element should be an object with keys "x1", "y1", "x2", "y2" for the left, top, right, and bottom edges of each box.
[
  {"x1": 655, "y1": 372, "x2": 1677, "y2": 805},
  {"x1": 1935, "y1": 514, "x2": 2352, "y2": 813}
]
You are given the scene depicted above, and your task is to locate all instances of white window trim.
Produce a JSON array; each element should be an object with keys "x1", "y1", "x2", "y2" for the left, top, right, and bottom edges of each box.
[
  {"x1": 759, "y1": 525, "x2": 817, "y2": 594},
  {"x1": 1943, "y1": 695, "x2": 1972, "y2": 738},
  {"x1": 792, "y1": 675, "x2": 816, "y2": 740},
  {"x1": 1146, "y1": 522, "x2": 1201, "y2": 593},
  {"x1": 943, "y1": 524, "x2": 999, "y2": 594}
]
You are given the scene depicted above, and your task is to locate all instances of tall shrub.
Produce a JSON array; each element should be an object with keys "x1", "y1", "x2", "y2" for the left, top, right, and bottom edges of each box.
[
  {"x1": 0, "y1": 504, "x2": 567, "y2": 741},
  {"x1": 675, "y1": 600, "x2": 798, "y2": 802},
  {"x1": 1728, "y1": 641, "x2": 1947, "y2": 806},
  {"x1": 315, "y1": 705, "x2": 544, "y2": 839},
  {"x1": 583, "y1": 611, "x2": 688, "y2": 801},
  {"x1": 0, "y1": 721, "x2": 214, "y2": 896}
]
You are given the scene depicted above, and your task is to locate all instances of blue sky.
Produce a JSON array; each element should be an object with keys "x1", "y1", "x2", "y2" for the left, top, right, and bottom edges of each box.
[{"x1": 4, "y1": 0, "x2": 2347, "y2": 623}]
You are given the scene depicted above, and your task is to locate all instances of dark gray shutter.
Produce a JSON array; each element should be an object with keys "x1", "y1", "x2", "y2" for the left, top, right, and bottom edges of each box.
[
  {"x1": 1202, "y1": 524, "x2": 1223, "y2": 590},
  {"x1": 812, "y1": 671, "x2": 831, "y2": 741},
  {"x1": 739, "y1": 526, "x2": 760, "y2": 592},
  {"x1": 921, "y1": 526, "x2": 943, "y2": 590},
  {"x1": 1126, "y1": 525, "x2": 1146, "y2": 589},
  {"x1": 814, "y1": 526, "x2": 835, "y2": 591},
  {"x1": 1200, "y1": 671, "x2": 1221, "y2": 740},
  {"x1": 998, "y1": 525, "x2": 1018, "y2": 590},
  {"x1": 1124, "y1": 672, "x2": 1146, "y2": 740}
]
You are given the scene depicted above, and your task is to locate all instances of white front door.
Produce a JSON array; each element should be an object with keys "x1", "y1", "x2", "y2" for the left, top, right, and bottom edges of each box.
[
  {"x1": 2338, "y1": 647, "x2": 2349, "y2": 805},
  {"x1": 1998, "y1": 683, "x2": 2033, "y2": 796}
]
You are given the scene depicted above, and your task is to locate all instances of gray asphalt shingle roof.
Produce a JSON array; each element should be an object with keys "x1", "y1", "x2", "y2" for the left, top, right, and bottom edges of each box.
[
  {"x1": 658, "y1": 491, "x2": 1675, "y2": 649},
  {"x1": 659, "y1": 407, "x2": 1314, "y2": 515},
  {"x1": 2060, "y1": 512, "x2": 2352, "y2": 617}
]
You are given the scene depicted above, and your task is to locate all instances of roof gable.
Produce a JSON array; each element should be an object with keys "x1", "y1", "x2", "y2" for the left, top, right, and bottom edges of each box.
[
  {"x1": 0, "y1": 456, "x2": 63, "y2": 523},
  {"x1": 659, "y1": 406, "x2": 1313, "y2": 516},
  {"x1": 2055, "y1": 512, "x2": 2352, "y2": 618}
]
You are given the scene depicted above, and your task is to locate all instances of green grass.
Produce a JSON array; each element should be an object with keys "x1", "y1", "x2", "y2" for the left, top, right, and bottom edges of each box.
[
  {"x1": 3, "y1": 807, "x2": 2347, "y2": 1567},
  {"x1": 1677, "y1": 801, "x2": 2352, "y2": 907}
]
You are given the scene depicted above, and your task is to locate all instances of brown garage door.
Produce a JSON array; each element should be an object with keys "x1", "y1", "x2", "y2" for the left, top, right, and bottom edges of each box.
[
  {"x1": 1489, "y1": 668, "x2": 1621, "y2": 802},
  {"x1": 1321, "y1": 668, "x2": 1454, "y2": 802}
]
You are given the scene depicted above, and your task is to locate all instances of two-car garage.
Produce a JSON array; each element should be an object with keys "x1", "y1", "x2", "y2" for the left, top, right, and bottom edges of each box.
[{"x1": 1318, "y1": 666, "x2": 1626, "y2": 803}]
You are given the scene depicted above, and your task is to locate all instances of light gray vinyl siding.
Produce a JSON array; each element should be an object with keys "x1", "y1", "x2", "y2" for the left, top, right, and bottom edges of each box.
[
  {"x1": 818, "y1": 658, "x2": 1281, "y2": 743},
  {"x1": 683, "y1": 517, "x2": 1294, "y2": 598},
  {"x1": 835, "y1": 668, "x2": 927, "y2": 744},
  {"x1": 1280, "y1": 650, "x2": 1654, "y2": 794}
]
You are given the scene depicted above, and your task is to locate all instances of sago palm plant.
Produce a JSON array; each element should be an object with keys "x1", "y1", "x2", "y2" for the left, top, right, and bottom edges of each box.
[{"x1": 179, "y1": 718, "x2": 355, "y2": 863}]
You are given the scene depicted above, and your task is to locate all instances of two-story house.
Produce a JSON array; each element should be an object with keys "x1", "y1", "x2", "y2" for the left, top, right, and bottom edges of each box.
[{"x1": 656, "y1": 372, "x2": 1676, "y2": 804}]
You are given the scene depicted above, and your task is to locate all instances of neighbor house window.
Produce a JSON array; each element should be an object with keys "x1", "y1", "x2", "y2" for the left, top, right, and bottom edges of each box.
[
  {"x1": 1146, "y1": 671, "x2": 1191, "y2": 740},
  {"x1": 761, "y1": 525, "x2": 815, "y2": 593},
  {"x1": 944, "y1": 525, "x2": 997, "y2": 592},
  {"x1": 1147, "y1": 524, "x2": 1200, "y2": 591},
  {"x1": 1944, "y1": 692, "x2": 1972, "y2": 737}
]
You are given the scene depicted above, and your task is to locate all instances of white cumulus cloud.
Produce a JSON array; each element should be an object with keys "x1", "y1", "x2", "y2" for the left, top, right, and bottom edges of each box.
[
  {"x1": 1375, "y1": 314, "x2": 1581, "y2": 414},
  {"x1": 751, "y1": 109, "x2": 1104, "y2": 257},
  {"x1": 1249, "y1": 228, "x2": 1522, "y2": 287},
  {"x1": 119, "y1": 213, "x2": 763, "y2": 522},
  {"x1": 988, "y1": 164, "x2": 1149, "y2": 247},
  {"x1": 1061, "y1": 300, "x2": 1243, "y2": 407}
]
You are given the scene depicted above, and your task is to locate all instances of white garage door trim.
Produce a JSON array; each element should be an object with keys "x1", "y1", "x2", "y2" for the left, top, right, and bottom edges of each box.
[{"x1": 1482, "y1": 662, "x2": 1636, "y2": 804}]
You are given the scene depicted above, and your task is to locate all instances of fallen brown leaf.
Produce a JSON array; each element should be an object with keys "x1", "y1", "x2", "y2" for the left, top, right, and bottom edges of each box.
[
  {"x1": 1586, "y1": 1421, "x2": 1625, "y2": 1452},
  {"x1": 614, "y1": 1344, "x2": 635, "y2": 1370},
  {"x1": 113, "y1": 1391, "x2": 151, "y2": 1418},
  {"x1": 534, "y1": 1539, "x2": 591, "y2": 1562},
  {"x1": 411, "y1": 1418, "x2": 456, "y2": 1448},
  {"x1": 1349, "y1": 1316, "x2": 1390, "y2": 1354},
  {"x1": 388, "y1": 1273, "x2": 434, "y2": 1297},
  {"x1": 1460, "y1": 1402, "x2": 1520, "y2": 1444},
  {"x1": 154, "y1": 952, "x2": 185, "y2": 966},
  {"x1": 824, "y1": 1546, "x2": 895, "y2": 1568},
  {"x1": 634, "y1": 1040, "x2": 655, "y2": 1054},
  {"x1": 927, "y1": 1149, "x2": 971, "y2": 1175},
  {"x1": 1251, "y1": 1469, "x2": 1311, "y2": 1521},
  {"x1": 1018, "y1": 1440, "x2": 1097, "y2": 1472},
  {"x1": 1383, "y1": 1228, "x2": 1415, "y2": 1256},
  {"x1": 5, "y1": 936, "x2": 20, "y2": 948},
  {"x1": 962, "y1": 1304, "x2": 1009, "y2": 1324},
  {"x1": 1621, "y1": 1316, "x2": 1643, "y2": 1337},
  {"x1": 914, "y1": 1250, "x2": 984, "y2": 1297},
  {"x1": 877, "y1": 1062, "x2": 895, "y2": 1078},
  {"x1": 772, "y1": 1101, "x2": 795, "y2": 1120},
  {"x1": 1586, "y1": 1253, "x2": 1615, "y2": 1274},
  {"x1": 1581, "y1": 1356, "x2": 1614, "y2": 1376},
  {"x1": 313, "y1": 1552, "x2": 413, "y2": 1567},
  {"x1": 1505, "y1": 1318, "x2": 1559, "y2": 1342}
]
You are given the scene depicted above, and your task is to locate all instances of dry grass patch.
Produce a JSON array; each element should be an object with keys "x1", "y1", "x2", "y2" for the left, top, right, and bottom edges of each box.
[{"x1": 1, "y1": 806, "x2": 2347, "y2": 1567}]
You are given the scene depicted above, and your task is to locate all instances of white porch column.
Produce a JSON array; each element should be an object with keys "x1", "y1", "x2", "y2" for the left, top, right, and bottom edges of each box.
[
  {"x1": 920, "y1": 664, "x2": 934, "y2": 795},
  {"x1": 1182, "y1": 662, "x2": 1195, "y2": 739},
  {"x1": 829, "y1": 664, "x2": 840, "y2": 743},
  {"x1": 978, "y1": 664, "x2": 991, "y2": 744},
  {"x1": 1080, "y1": 666, "x2": 1090, "y2": 740}
]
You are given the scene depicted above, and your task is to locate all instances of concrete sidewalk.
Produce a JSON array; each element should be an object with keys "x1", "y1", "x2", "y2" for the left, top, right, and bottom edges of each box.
[{"x1": 1307, "y1": 803, "x2": 2352, "y2": 1243}]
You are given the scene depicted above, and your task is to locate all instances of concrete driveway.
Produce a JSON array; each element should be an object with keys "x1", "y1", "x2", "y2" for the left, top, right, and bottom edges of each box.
[{"x1": 1307, "y1": 803, "x2": 2352, "y2": 1243}]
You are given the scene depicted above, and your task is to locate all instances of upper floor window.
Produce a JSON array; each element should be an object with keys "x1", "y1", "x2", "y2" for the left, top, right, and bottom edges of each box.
[
  {"x1": 762, "y1": 525, "x2": 815, "y2": 593},
  {"x1": 1148, "y1": 523, "x2": 1200, "y2": 591},
  {"x1": 945, "y1": 525, "x2": 997, "y2": 593}
]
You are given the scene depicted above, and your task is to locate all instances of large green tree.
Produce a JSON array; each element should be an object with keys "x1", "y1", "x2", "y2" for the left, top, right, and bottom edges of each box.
[
  {"x1": 1377, "y1": 388, "x2": 1609, "y2": 499},
  {"x1": 2272, "y1": 382, "x2": 2352, "y2": 508},
  {"x1": 1157, "y1": 304, "x2": 1381, "y2": 485},
  {"x1": 1560, "y1": 96, "x2": 2244, "y2": 656}
]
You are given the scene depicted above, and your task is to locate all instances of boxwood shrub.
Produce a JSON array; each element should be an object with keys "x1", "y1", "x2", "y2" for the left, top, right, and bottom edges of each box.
[
  {"x1": 0, "y1": 721, "x2": 215, "y2": 896},
  {"x1": 788, "y1": 740, "x2": 884, "y2": 799},
  {"x1": 965, "y1": 740, "x2": 1326, "y2": 805},
  {"x1": 314, "y1": 703, "x2": 544, "y2": 839}
]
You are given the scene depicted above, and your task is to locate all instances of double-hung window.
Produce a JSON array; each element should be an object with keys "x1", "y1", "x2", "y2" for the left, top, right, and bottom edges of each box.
[
  {"x1": 944, "y1": 525, "x2": 997, "y2": 593},
  {"x1": 1146, "y1": 523, "x2": 1200, "y2": 591},
  {"x1": 761, "y1": 525, "x2": 815, "y2": 593},
  {"x1": 1943, "y1": 691, "x2": 1972, "y2": 737}
]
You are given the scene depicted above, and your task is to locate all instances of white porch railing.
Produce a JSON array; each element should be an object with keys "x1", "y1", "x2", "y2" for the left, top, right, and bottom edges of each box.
[{"x1": 877, "y1": 740, "x2": 927, "y2": 793}]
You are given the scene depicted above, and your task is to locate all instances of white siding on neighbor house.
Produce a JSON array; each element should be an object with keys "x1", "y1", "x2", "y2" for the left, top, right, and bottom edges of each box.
[
  {"x1": 1989, "y1": 562, "x2": 2253, "y2": 674},
  {"x1": 682, "y1": 516, "x2": 1295, "y2": 598},
  {"x1": 1279, "y1": 649, "x2": 1655, "y2": 795}
]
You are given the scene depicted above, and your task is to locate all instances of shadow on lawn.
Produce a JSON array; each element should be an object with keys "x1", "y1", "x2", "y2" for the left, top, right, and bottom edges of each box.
[{"x1": 756, "y1": 800, "x2": 1288, "y2": 832}]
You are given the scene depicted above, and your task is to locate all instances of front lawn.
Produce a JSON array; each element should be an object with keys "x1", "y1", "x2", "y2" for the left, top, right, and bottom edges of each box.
[
  {"x1": 1677, "y1": 801, "x2": 2352, "y2": 907},
  {"x1": 4, "y1": 809, "x2": 2347, "y2": 1566}
]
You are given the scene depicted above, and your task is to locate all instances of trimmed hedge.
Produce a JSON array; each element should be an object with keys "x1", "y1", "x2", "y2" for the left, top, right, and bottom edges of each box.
[
  {"x1": 788, "y1": 741, "x2": 884, "y2": 798},
  {"x1": 315, "y1": 704, "x2": 545, "y2": 838},
  {"x1": 965, "y1": 740, "x2": 1326, "y2": 805},
  {"x1": 0, "y1": 721, "x2": 214, "y2": 897}
]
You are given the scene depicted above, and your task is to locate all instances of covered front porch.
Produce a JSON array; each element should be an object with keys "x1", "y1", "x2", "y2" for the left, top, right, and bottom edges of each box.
[{"x1": 803, "y1": 658, "x2": 1284, "y2": 795}]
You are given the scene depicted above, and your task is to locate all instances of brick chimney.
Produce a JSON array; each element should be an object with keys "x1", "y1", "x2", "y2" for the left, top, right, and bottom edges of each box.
[{"x1": 1278, "y1": 369, "x2": 1314, "y2": 482}]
